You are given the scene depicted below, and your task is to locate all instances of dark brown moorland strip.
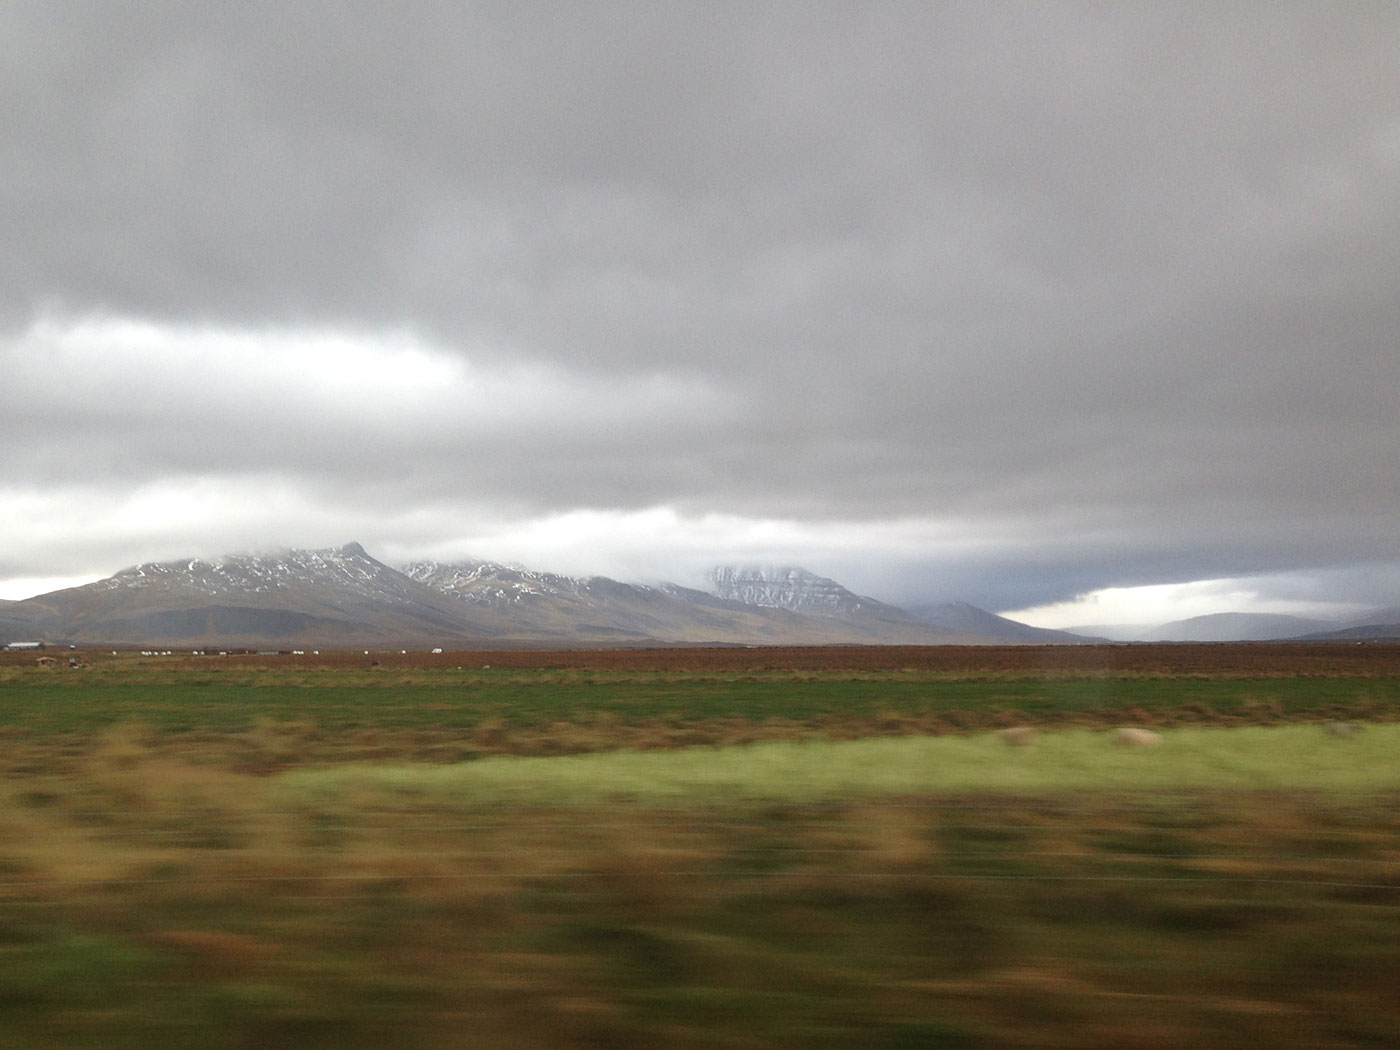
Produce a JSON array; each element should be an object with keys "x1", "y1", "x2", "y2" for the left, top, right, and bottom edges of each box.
[
  {"x1": 8, "y1": 642, "x2": 1400, "y2": 676},
  {"x1": 368, "y1": 641, "x2": 1400, "y2": 676}
]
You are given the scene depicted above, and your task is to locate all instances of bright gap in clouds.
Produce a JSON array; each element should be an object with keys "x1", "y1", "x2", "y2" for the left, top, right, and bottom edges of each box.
[
  {"x1": 12, "y1": 315, "x2": 717, "y2": 437},
  {"x1": 1004, "y1": 580, "x2": 1370, "y2": 631},
  {"x1": 0, "y1": 576, "x2": 104, "y2": 601}
]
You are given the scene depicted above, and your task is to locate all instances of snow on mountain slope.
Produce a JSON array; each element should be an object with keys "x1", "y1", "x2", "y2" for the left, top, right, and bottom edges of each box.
[
  {"x1": 402, "y1": 559, "x2": 795, "y2": 640},
  {"x1": 14, "y1": 543, "x2": 504, "y2": 645},
  {"x1": 403, "y1": 560, "x2": 980, "y2": 644},
  {"x1": 400, "y1": 559, "x2": 587, "y2": 608},
  {"x1": 708, "y1": 565, "x2": 1011, "y2": 640},
  {"x1": 710, "y1": 565, "x2": 886, "y2": 617},
  {"x1": 6, "y1": 545, "x2": 1088, "y2": 647},
  {"x1": 96, "y1": 542, "x2": 425, "y2": 605}
]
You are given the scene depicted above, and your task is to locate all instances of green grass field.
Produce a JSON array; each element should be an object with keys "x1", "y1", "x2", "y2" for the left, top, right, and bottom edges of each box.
[
  {"x1": 1, "y1": 655, "x2": 1398, "y2": 1048},
  {"x1": 2, "y1": 662, "x2": 1396, "y2": 740},
  {"x1": 278, "y1": 724, "x2": 1400, "y2": 806}
]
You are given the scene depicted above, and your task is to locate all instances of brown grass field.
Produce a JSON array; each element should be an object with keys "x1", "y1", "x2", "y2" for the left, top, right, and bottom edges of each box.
[
  {"x1": 1, "y1": 644, "x2": 1398, "y2": 1048},
  {"x1": 9, "y1": 640, "x2": 1397, "y2": 675}
]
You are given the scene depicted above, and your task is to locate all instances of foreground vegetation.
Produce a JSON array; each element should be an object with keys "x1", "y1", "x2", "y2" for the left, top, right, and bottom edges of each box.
[
  {"x1": 278, "y1": 725, "x2": 1400, "y2": 805},
  {"x1": 2, "y1": 649, "x2": 1398, "y2": 767},
  {"x1": 1, "y1": 648, "x2": 1397, "y2": 1047}
]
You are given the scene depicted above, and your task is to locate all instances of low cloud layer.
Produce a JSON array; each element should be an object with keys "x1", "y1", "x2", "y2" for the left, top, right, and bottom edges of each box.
[{"x1": 3, "y1": 4, "x2": 1398, "y2": 623}]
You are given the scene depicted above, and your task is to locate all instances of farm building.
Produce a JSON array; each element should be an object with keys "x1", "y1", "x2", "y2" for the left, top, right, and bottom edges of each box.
[{"x1": 4, "y1": 641, "x2": 45, "y2": 651}]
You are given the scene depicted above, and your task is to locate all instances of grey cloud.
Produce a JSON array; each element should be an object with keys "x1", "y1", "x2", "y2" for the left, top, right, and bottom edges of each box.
[{"x1": 4, "y1": 3, "x2": 1400, "y2": 612}]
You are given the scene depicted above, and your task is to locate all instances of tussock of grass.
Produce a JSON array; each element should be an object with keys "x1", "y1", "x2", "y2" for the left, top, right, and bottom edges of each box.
[{"x1": 274, "y1": 724, "x2": 1400, "y2": 808}]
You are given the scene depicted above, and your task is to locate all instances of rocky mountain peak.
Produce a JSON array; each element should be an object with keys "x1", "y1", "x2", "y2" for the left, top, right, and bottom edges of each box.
[{"x1": 710, "y1": 565, "x2": 874, "y2": 617}]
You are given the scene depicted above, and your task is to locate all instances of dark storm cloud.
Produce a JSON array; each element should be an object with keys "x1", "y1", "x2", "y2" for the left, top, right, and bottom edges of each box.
[{"x1": 3, "y1": 2, "x2": 1399, "y2": 611}]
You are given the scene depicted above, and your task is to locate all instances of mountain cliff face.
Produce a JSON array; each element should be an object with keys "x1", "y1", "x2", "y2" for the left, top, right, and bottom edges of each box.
[{"x1": 711, "y1": 566, "x2": 886, "y2": 617}]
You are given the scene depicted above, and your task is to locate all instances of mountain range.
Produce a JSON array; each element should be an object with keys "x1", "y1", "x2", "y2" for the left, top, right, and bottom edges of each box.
[
  {"x1": 6, "y1": 543, "x2": 1396, "y2": 649},
  {"x1": 0, "y1": 543, "x2": 1093, "y2": 649}
]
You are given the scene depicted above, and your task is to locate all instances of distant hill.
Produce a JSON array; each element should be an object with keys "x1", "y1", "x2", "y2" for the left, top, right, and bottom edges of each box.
[
  {"x1": 1070, "y1": 610, "x2": 1387, "y2": 642},
  {"x1": 1294, "y1": 621, "x2": 1400, "y2": 642},
  {"x1": 1137, "y1": 612, "x2": 1345, "y2": 642},
  {"x1": 0, "y1": 599, "x2": 36, "y2": 643},
  {"x1": 1313, "y1": 606, "x2": 1400, "y2": 640},
  {"x1": 905, "y1": 601, "x2": 1105, "y2": 643}
]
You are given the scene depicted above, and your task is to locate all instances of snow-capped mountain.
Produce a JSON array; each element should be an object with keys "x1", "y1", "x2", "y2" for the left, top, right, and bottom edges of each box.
[
  {"x1": 9, "y1": 543, "x2": 498, "y2": 646},
  {"x1": 97, "y1": 542, "x2": 425, "y2": 605},
  {"x1": 711, "y1": 566, "x2": 890, "y2": 618},
  {"x1": 3, "y1": 544, "x2": 1069, "y2": 648},
  {"x1": 399, "y1": 559, "x2": 964, "y2": 644},
  {"x1": 708, "y1": 565, "x2": 1012, "y2": 640}
]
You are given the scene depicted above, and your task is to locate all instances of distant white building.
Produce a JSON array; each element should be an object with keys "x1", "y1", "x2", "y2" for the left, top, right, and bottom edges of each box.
[{"x1": 4, "y1": 641, "x2": 44, "y2": 651}]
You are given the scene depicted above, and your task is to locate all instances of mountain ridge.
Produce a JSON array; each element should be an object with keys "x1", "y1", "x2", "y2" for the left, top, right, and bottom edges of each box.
[
  {"x1": 1068, "y1": 609, "x2": 1397, "y2": 643},
  {"x1": 1, "y1": 544, "x2": 1021, "y2": 648},
  {"x1": 5, "y1": 546, "x2": 1394, "y2": 646},
  {"x1": 14, "y1": 543, "x2": 1368, "y2": 648}
]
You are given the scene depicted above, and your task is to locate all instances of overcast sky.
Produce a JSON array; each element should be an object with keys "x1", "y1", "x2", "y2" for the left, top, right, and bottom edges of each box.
[{"x1": 3, "y1": 3, "x2": 1398, "y2": 627}]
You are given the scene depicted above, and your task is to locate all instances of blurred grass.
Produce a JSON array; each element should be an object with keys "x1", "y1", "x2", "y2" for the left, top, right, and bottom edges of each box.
[
  {"x1": 2, "y1": 659, "x2": 1399, "y2": 1047},
  {"x1": 2, "y1": 782, "x2": 1398, "y2": 1049},
  {"x1": 276, "y1": 725, "x2": 1400, "y2": 807}
]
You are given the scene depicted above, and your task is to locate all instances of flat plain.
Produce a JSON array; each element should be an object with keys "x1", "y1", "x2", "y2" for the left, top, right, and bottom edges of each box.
[{"x1": 1, "y1": 644, "x2": 1397, "y2": 1048}]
